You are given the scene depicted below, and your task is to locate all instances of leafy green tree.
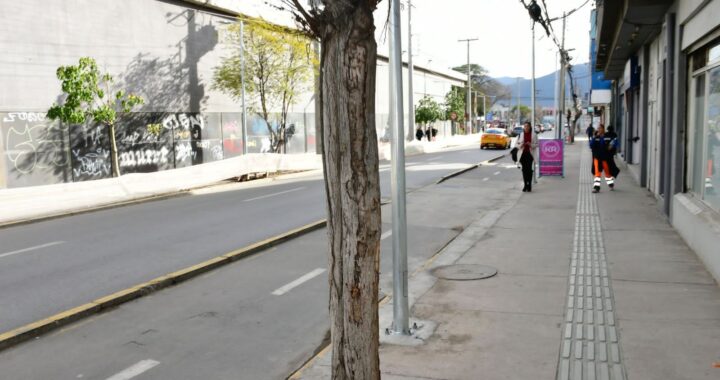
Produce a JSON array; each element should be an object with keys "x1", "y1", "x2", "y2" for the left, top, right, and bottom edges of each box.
[
  {"x1": 444, "y1": 87, "x2": 466, "y2": 124},
  {"x1": 214, "y1": 20, "x2": 315, "y2": 153},
  {"x1": 510, "y1": 104, "x2": 532, "y2": 121},
  {"x1": 47, "y1": 57, "x2": 143, "y2": 177},
  {"x1": 452, "y1": 63, "x2": 512, "y2": 107},
  {"x1": 415, "y1": 95, "x2": 443, "y2": 126}
]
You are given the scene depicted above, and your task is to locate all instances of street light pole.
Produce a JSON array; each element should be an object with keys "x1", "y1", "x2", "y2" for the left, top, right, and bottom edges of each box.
[
  {"x1": 389, "y1": 0, "x2": 410, "y2": 336},
  {"x1": 531, "y1": 23, "x2": 536, "y2": 128},
  {"x1": 458, "y1": 38, "x2": 478, "y2": 134},
  {"x1": 557, "y1": 11, "x2": 567, "y2": 140},
  {"x1": 240, "y1": 20, "x2": 248, "y2": 154},
  {"x1": 407, "y1": 0, "x2": 415, "y2": 140},
  {"x1": 516, "y1": 77, "x2": 520, "y2": 125}
]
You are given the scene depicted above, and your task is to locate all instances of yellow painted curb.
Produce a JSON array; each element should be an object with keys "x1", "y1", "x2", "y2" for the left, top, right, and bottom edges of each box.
[{"x1": 0, "y1": 219, "x2": 326, "y2": 353}]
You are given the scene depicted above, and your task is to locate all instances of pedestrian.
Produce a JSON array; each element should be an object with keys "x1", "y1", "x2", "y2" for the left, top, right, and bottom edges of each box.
[
  {"x1": 586, "y1": 123, "x2": 595, "y2": 139},
  {"x1": 516, "y1": 121, "x2": 538, "y2": 192},
  {"x1": 415, "y1": 126, "x2": 424, "y2": 141},
  {"x1": 589, "y1": 124, "x2": 619, "y2": 192},
  {"x1": 605, "y1": 125, "x2": 621, "y2": 177},
  {"x1": 425, "y1": 127, "x2": 432, "y2": 141}
]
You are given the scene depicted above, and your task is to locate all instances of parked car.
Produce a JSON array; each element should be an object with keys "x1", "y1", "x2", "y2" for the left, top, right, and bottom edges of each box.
[
  {"x1": 511, "y1": 126, "x2": 524, "y2": 137},
  {"x1": 480, "y1": 128, "x2": 512, "y2": 149}
]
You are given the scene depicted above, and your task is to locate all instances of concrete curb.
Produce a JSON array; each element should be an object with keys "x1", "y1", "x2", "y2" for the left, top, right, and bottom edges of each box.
[
  {"x1": 287, "y1": 195, "x2": 519, "y2": 379},
  {"x1": 0, "y1": 191, "x2": 190, "y2": 230},
  {"x1": 0, "y1": 169, "x2": 319, "y2": 230},
  {"x1": 435, "y1": 152, "x2": 507, "y2": 184},
  {"x1": 0, "y1": 219, "x2": 327, "y2": 353}
]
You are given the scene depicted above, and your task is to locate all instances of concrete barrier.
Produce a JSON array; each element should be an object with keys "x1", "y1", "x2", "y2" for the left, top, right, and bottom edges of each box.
[
  {"x1": 0, "y1": 153, "x2": 322, "y2": 225},
  {"x1": 0, "y1": 134, "x2": 480, "y2": 225}
]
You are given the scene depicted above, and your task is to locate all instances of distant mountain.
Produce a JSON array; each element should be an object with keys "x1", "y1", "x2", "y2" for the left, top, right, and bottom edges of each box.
[{"x1": 493, "y1": 63, "x2": 591, "y2": 108}]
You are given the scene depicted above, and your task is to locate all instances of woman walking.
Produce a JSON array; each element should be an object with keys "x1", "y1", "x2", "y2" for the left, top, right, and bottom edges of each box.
[{"x1": 516, "y1": 121, "x2": 538, "y2": 192}]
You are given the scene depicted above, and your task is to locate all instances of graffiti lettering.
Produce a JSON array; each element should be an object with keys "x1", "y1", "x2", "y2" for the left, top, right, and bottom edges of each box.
[
  {"x1": 120, "y1": 131, "x2": 160, "y2": 146},
  {"x1": 2, "y1": 112, "x2": 47, "y2": 123},
  {"x1": 162, "y1": 113, "x2": 204, "y2": 131},
  {"x1": 211, "y1": 145, "x2": 223, "y2": 161},
  {"x1": 4, "y1": 119, "x2": 68, "y2": 175},
  {"x1": 195, "y1": 141, "x2": 211, "y2": 149},
  {"x1": 119, "y1": 147, "x2": 170, "y2": 168},
  {"x1": 72, "y1": 148, "x2": 111, "y2": 178},
  {"x1": 175, "y1": 143, "x2": 195, "y2": 162}
]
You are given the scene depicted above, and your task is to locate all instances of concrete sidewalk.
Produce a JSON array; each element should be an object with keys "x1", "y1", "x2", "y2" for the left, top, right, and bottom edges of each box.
[{"x1": 295, "y1": 139, "x2": 720, "y2": 379}]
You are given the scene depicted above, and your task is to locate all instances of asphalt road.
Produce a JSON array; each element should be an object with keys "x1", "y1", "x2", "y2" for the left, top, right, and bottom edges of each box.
[
  {"x1": 0, "y1": 148, "x2": 526, "y2": 380},
  {"x1": 0, "y1": 144, "x2": 506, "y2": 334}
]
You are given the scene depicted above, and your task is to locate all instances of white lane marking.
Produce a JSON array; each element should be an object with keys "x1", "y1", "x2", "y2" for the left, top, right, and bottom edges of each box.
[
  {"x1": 482, "y1": 177, "x2": 490, "y2": 181},
  {"x1": 381, "y1": 230, "x2": 392, "y2": 240},
  {"x1": 272, "y1": 268, "x2": 326, "y2": 296},
  {"x1": 426, "y1": 156, "x2": 444, "y2": 162},
  {"x1": 493, "y1": 171, "x2": 501, "y2": 175},
  {"x1": 0, "y1": 241, "x2": 65, "y2": 260},
  {"x1": 106, "y1": 359, "x2": 160, "y2": 380},
  {"x1": 243, "y1": 187, "x2": 305, "y2": 202}
]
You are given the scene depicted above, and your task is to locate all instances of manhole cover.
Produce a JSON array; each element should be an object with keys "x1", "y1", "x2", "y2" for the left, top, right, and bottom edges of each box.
[{"x1": 430, "y1": 264, "x2": 498, "y2": 280}]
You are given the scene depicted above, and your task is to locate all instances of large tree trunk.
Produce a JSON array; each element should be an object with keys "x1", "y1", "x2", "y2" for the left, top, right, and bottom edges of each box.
[{"x1": 319, "y1": 4, "x2": 381, "y2": 379}]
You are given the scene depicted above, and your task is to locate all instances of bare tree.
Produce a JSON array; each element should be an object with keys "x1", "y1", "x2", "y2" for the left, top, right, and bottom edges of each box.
[{"x1": 283, "y1": 0, "x2": 382, "y2": 378}]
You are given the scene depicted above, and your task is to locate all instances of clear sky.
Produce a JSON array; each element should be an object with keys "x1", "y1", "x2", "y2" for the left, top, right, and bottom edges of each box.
[
  {"x1": 241, "y1": 0, "x2": 593, "y2": 79},
  {"x1": 374, "y1": 0, "x2": 593, "y2": 79}
]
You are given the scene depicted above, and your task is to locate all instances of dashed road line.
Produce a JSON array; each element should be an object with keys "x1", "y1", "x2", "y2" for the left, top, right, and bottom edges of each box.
[
  {"x1": 482, "y1": 177, "x2": 490, "y2": 181},
  {"x1": 381, "y1": 230, "x2": 392, "y2": 240},
  {"x1": 106, "y1": 359, "x2": 160, "y2": 380},
  {"x1": 0, "y1": 241, "x2": 65, "y2": 260},
  {"x1": 272, "y1": 268, "x2": 326, "y2": 296},
  {"x1": 243, "y1": 187, "x2": 305, "y2": 202},
  {"x1": 493, "y1": 171, "x2": 501, "y2": 175}
]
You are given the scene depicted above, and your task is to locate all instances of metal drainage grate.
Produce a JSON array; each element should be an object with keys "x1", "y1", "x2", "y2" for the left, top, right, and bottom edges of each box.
[{"x1": 430, "y1": 264, "x2": 498, "y2": 281}]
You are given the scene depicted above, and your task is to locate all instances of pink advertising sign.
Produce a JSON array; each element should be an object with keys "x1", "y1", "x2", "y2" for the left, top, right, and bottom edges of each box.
[{"x1": 539, "y1": 139, "x2": 564, "y2": 177}]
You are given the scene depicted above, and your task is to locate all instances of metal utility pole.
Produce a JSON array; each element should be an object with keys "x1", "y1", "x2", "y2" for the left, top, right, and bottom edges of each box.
[
  {"x1": 240, "y1": 20, "x2": 248, "y2": 154},
  {"x1": 531, "y1": 23, "x2": 536, "y2": 128},
  {"x1": 407, "y1": 0, "x2": 415, "y2": 140},
  {"x1": 531, "y1": 23, "x2": 538, "y2": 184},
  {"x1": 557, "y1": 12, "x2": 567, "y2": 140},
  {"x1": 388, "y1": 0, "x2": 410, "y2": 336},
  {"x1": 516, "y1": 77, "x2": 520, "y2": 125},
  {"x1": 458, "y1": 38, "x2": 478, "y2": 134}
]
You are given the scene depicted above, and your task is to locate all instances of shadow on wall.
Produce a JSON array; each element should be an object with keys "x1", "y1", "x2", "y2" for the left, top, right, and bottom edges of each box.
[
  {"x1": 1, "y1": 9, "x2": 221, "y2": 188},
  {"x1": 122, "y1": 9, "x2": 218, "y2": 113}
]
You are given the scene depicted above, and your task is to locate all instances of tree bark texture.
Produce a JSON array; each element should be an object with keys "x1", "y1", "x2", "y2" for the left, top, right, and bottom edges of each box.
[
  {"x1": 108, "y1": 123, "x2": 120, "y2": 177},
  {"x1": 318, "y1": 3, "x2": 381, "y2": 379}
]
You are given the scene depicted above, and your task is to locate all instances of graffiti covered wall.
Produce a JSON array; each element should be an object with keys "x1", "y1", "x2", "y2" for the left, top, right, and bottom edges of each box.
[{"x1": 0, "y1": 112, "x2": 316, "y2": 188}]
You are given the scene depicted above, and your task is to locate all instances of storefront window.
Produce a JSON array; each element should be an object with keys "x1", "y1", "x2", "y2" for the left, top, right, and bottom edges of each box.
[
  {"x1": 709, "y1": 44, "x2": 720, "y2": 64},
  {"x1": 692, "y1": 74, "x2": 705, "y2": 194},
  {"x1": 704, "y1": 66, "x2": 720, "y2": 210}
]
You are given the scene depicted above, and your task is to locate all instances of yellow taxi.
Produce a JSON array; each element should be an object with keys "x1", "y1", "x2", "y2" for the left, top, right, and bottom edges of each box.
[{"x1": 480, "y1": 128, "x2": 512, "y2": 149}]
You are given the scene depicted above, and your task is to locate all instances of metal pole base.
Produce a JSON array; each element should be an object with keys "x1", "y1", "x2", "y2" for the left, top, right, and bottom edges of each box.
[{"x1": 382, "y1": 319, "x2": 437, "y2": 346}]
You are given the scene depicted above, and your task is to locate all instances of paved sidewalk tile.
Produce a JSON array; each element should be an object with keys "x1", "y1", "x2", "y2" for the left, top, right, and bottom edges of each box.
[{"x1": 294, "y1": 141, "x2": 720, "y2": 380}]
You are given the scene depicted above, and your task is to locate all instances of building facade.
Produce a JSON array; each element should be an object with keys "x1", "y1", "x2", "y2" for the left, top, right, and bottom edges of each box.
[
  {"x1": 0, "y1": 0, "x2": 465, "y2": 189},
  {"x1": 593, "y1": 0, "x2": 720, "y2": 281}
]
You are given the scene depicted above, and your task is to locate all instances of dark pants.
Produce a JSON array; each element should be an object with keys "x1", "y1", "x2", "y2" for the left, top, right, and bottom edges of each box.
[{"x1": 520, "y1": 151, "x2": 534, "y2": 189}]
